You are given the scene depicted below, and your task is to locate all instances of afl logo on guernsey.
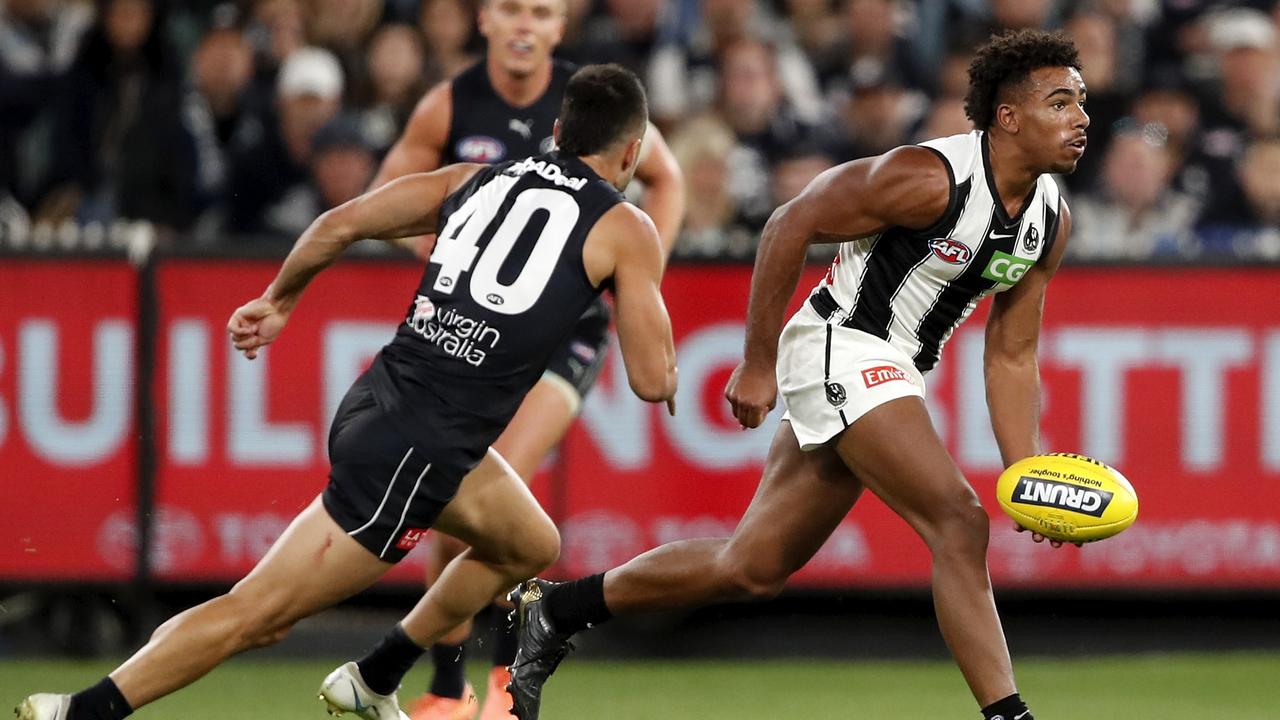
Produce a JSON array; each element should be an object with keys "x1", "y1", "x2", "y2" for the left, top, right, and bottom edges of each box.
[
  {"x1": 456, "y1": 135, "x2": 506, "y2": 162},
  {"x1": 928, "y1": 237, "x2": 972, "y2": 265}
]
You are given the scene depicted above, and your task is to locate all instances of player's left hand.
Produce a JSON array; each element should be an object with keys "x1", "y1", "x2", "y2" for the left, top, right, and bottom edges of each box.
[
  {"x1": 1013, "y1": 523, "x2": 1083, "y2": 548},
  {"x1": 228, "y1": 297, "x2": 289, "y2": 360}
]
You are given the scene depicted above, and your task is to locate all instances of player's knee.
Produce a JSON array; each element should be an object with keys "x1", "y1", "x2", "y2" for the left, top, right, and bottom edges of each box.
[
  {"x1": 225, "y1": 583, "x2": 300, "y2": 649},
  {"x1": 925, "y1": 490, "x2": 990, "y2": 558},
  {"x1": 512, "y1": 521, "x2": 561, "y2": 576},
  {"x1": 718, "y1": 551, "x2": 788, "y2": 602}
]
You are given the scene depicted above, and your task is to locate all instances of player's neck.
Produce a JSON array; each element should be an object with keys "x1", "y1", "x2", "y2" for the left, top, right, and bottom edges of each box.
[
  {"x1": 487, "y1": 57, "x2": 554, "y2": 108},
  {"x1": 985, "y1": 132, "x2": 1041, "y2": 219}
]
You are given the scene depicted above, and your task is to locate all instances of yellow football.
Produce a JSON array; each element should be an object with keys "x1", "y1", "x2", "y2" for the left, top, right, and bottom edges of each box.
[{"x1": 996, "y1": 453, "x2": 1138, "y2": 543}]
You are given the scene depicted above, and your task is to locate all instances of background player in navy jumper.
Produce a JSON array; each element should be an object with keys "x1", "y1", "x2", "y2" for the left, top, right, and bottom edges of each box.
[
  {"x1": 14, "y1": 64, "x2": 675, "y2": 720},
  {"x1": 503, "y1": 31, "x2": 1088, "y2": 720},
  {"x1": 368, "y1": 1, "x2": 683, "y2": 717}
]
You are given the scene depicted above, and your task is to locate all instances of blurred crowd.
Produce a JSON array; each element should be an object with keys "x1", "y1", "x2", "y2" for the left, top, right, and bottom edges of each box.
[{"x1": 2, "y1": 0, "x2": 1280, "y2": 261}]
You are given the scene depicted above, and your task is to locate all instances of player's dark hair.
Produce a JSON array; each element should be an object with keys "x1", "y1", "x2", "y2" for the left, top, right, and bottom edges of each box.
[
  {"x1": 965, "y1": 30, "x2": 1081, "y2": 129},
  {"x1": 557, "y1": 64, "x2": 648, "y2": 156}
]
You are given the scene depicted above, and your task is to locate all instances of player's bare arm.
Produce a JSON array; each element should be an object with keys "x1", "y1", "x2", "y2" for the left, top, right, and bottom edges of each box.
[
  {"x1": 984, "y1": 198, "x2": 1072, "y2": 466},
  {"x1": 585, "y1": 202, "x2": 677, "y2": 412},
  {"x1": 371, "y1": 82, "x2": 452, "y2": 187},
  {"x1": 725, "y1": 146, "x2": 951, "y2": 428},
  {"x1": 228, "y1": 164, "x2": 482, "y2": 359},
  {"x1": 632, "y1": 122, "x2": 685, "y2": 258}
]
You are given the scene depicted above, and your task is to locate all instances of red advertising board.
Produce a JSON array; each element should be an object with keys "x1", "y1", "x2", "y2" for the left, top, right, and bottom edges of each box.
[
  {"x1": 6, "y1": 258, "x2": 1279, "y2": 589},
  {"x1": 0, "y1": 260, "x2": 138, "y2": 580}
]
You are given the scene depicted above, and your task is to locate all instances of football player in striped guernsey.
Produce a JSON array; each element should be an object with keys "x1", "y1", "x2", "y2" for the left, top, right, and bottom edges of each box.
[{"x1": 506, "y1": 29, "x2": 1089, "y2": 720}]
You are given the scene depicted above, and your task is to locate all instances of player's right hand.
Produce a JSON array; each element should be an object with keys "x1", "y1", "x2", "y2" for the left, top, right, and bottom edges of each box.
[
  {"x1": 724, "y1": 361, "x2": 776, "y2": 429},
  {"x1": 228, "y1": 298, "x2": 289, "y2": 360}
]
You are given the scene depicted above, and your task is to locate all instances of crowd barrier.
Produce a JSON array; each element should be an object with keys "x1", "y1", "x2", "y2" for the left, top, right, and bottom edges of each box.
[{"x1": 2, "y1": 254, "x2": 1278, "y2": 590}]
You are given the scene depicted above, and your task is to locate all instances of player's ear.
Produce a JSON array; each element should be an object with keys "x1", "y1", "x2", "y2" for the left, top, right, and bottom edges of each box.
[
  {"x1": 622, "y1": 137, "x2": 642, "y2": 173},
  {"x1": 996, "y1": 102, "x2": 1019, "y2": 135}
]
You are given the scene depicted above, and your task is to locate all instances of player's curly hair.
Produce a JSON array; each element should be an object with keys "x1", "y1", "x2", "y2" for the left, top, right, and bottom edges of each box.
[{"x1": 964, "y1": 30, "x2": 1081, "y2": 129}]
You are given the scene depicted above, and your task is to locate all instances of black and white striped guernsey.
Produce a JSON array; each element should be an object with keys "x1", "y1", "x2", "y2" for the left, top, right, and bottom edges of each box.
[{"x1": 808, "y1": 130, "x2": 1062, "y2": 373}]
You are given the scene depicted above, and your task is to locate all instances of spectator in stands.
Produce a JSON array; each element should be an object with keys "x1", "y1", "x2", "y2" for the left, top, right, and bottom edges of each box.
[
  {"x1": 418, "y1": 0, "x2": 477, "y2": 84},
  {"x1": 827, "y1": 65, "x2": 925, "y2": 162},
  {"x1": 50, "y1": 0, "x2": 199, "y2": 230},
  {"x1": 226, "y1": 46, "x2": 343, "y2": 237},
  {"x1": 359, "y1": 23, "x2": 427, "y2": 152},
  {"x1": 668, "y1": 114, "x2": 753, "y2": 258},
  {"x1": 717, "y1": 37, "x2": 824, "y2": 230},
  {"x1": 574, "y1": 0, "x2": 671, "y2": 79},
  {"x1": 190, "y1": 10, "x2": 256, "y2": 151},
  {"x1": 260, "y1": 113, "x2": 376, "y2": 237},
  {"x1": 307, "y1": 0, "x2": 383, "y2": 57},
  {"x1": 1131, "y1": 71, "x2": 1207, "y2": 204},
  {"x1": 1063, "y1": 10, "x2": 1127, "y2": 191},
  {"x1": 647, "y1": 0, "x2": 823, "y2": 129},
  {"x1": 1069, "y1": 121, "x2": 1199, "y2": 261},
  {"x1": 811, "y1": 0, "x2": 928, "y2": 99},
  {"x1": 0, "y1": 0, "x2": 93, "y2": 217},
  {"x1": 1195, "y1": 136, "x2": 1280, "y2": 260},
  {"x1": 1192, "y1": 8, "x2": 1280, "y2": 231},
  {"x1": 916, "y1": 95, "x2": 971, "y2": 141},
  {"x1": 782, "y1": 0, "x2": 841, "y2": 66},
  {"x1": 243, "y1": 0, "x2": 305, "y2": 103}
]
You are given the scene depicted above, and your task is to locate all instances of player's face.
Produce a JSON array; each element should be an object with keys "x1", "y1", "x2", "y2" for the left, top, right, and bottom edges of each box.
[
  {"x1": 480, "y1": 0, "x2": 566, "y2": 79},
  {"x1": 1014, "y1": 66, "x2": 1090, "y2": 174}
]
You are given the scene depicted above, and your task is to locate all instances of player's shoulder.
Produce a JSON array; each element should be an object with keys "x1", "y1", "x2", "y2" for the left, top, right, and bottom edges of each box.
[
  {"x1": 915, "y1": 130, "x2": 983, "y2": 185},
  {"x1": 597, "y1": 201, "x2": 658, "y2": 241}
]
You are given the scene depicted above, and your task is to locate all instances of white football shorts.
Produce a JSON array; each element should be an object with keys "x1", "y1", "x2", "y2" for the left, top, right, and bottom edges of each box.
[{"x1": 777, "y1": 301, "x2": 927, "y2": 451}]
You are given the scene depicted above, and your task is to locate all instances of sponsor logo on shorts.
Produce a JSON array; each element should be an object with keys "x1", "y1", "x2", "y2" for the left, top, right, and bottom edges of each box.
[
  {"x1": 825, "y1": 381, "x2": 847, "y2": 409},
  {"x1": 1013, "y1": 476, "x2": 1114, "y2": 518},
  {"x1": 455, "y1": 135, "x2": 505, "y2": 162},
  {"x1": 928, "y1": 237, "x2": 972, "y2": 264},
  {"x1": 396, "y1": 528, "x2": 428, "y2": 551},
  {"x1": 861, "y1": 365, "x2": 912, "y2": 388},
  {"x1": 981, "y1": 251, "x2": 1033, "y2": 285}
]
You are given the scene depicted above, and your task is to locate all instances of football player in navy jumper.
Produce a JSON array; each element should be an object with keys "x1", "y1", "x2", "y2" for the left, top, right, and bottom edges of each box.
[
  {"x1": 15, "y1": 64, "x2": 675, "y2": 720},
  {"x1": 367, "y1": 1, "x2": 683, "y2": 717}
]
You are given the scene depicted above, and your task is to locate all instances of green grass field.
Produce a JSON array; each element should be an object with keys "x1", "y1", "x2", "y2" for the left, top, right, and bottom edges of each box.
[{"x1": 3, "y1": 654, "x2": 1278, "y2": 719}]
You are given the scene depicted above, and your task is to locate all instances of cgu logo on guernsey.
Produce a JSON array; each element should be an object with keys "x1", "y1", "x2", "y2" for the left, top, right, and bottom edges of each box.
[
  {"x1": 982, "y1": 250, "x2": 1034, "y2": 285},
  {"x1": 1013, "y1": 476, "x2": 1114, "y2": 518},
  {"x1": 405, "y1": 294, "x2": 501, "y2": 366}
]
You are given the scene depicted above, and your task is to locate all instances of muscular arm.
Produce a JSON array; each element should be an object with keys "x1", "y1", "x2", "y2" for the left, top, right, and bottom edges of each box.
[
  {"x1": 228, "y1": 165, "x2": 481, "y2": 359},
  {"x1": 727, "y1": 147, "x2": 951, "y2": 427},
  {"x1": 632, "y1": 122, "x2": 685, "y2": 259},
  {"x1": 371, "y1": 83, "x2": 452, "y2": 188},
  {"x1": 984, "y1": 199, "x2": 1072, "y2": 466},
  {"x1": 585, "y1": 204, "x2": 677, "y2": 408}
]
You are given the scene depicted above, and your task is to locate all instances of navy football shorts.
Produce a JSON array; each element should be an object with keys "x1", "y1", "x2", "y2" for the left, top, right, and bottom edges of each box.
[{"x1": 322, "y1": 374, "x2": 476, "y2": 563}]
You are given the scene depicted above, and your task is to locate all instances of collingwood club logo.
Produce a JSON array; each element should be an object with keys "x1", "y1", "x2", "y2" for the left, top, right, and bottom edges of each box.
[
  {"x1": 825, "y1": 381, "x2": 847, "y2": 409},
  {"x1": 1022, "y1": 225, "x2": 1040, "y2": 253}
]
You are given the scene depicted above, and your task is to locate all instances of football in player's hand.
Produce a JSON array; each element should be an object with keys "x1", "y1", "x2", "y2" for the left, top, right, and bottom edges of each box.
[{"x1": 996, "y1": 453, "x2": 1138, "y2": 544}]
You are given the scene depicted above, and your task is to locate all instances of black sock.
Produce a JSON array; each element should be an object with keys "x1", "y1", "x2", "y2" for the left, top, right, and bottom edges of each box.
[
  {"x1": 982, "y1": 693, "x2": 1032, "y2": 720},
  {"x1": 68, "y1": 677, "x2": 132, "y2": 720},
  {"x1": 356, "y1": 624, "x2": 427, "y2": 696},
  {"x1": 543, "y1": 573, "x2": 612, "y2": 635},
  {"x1": 428, "y1": 643, "x2": 468, "y2": 699},
  {"x1": 490, "y1": 609, "x2": 520, "y2": 668}
]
